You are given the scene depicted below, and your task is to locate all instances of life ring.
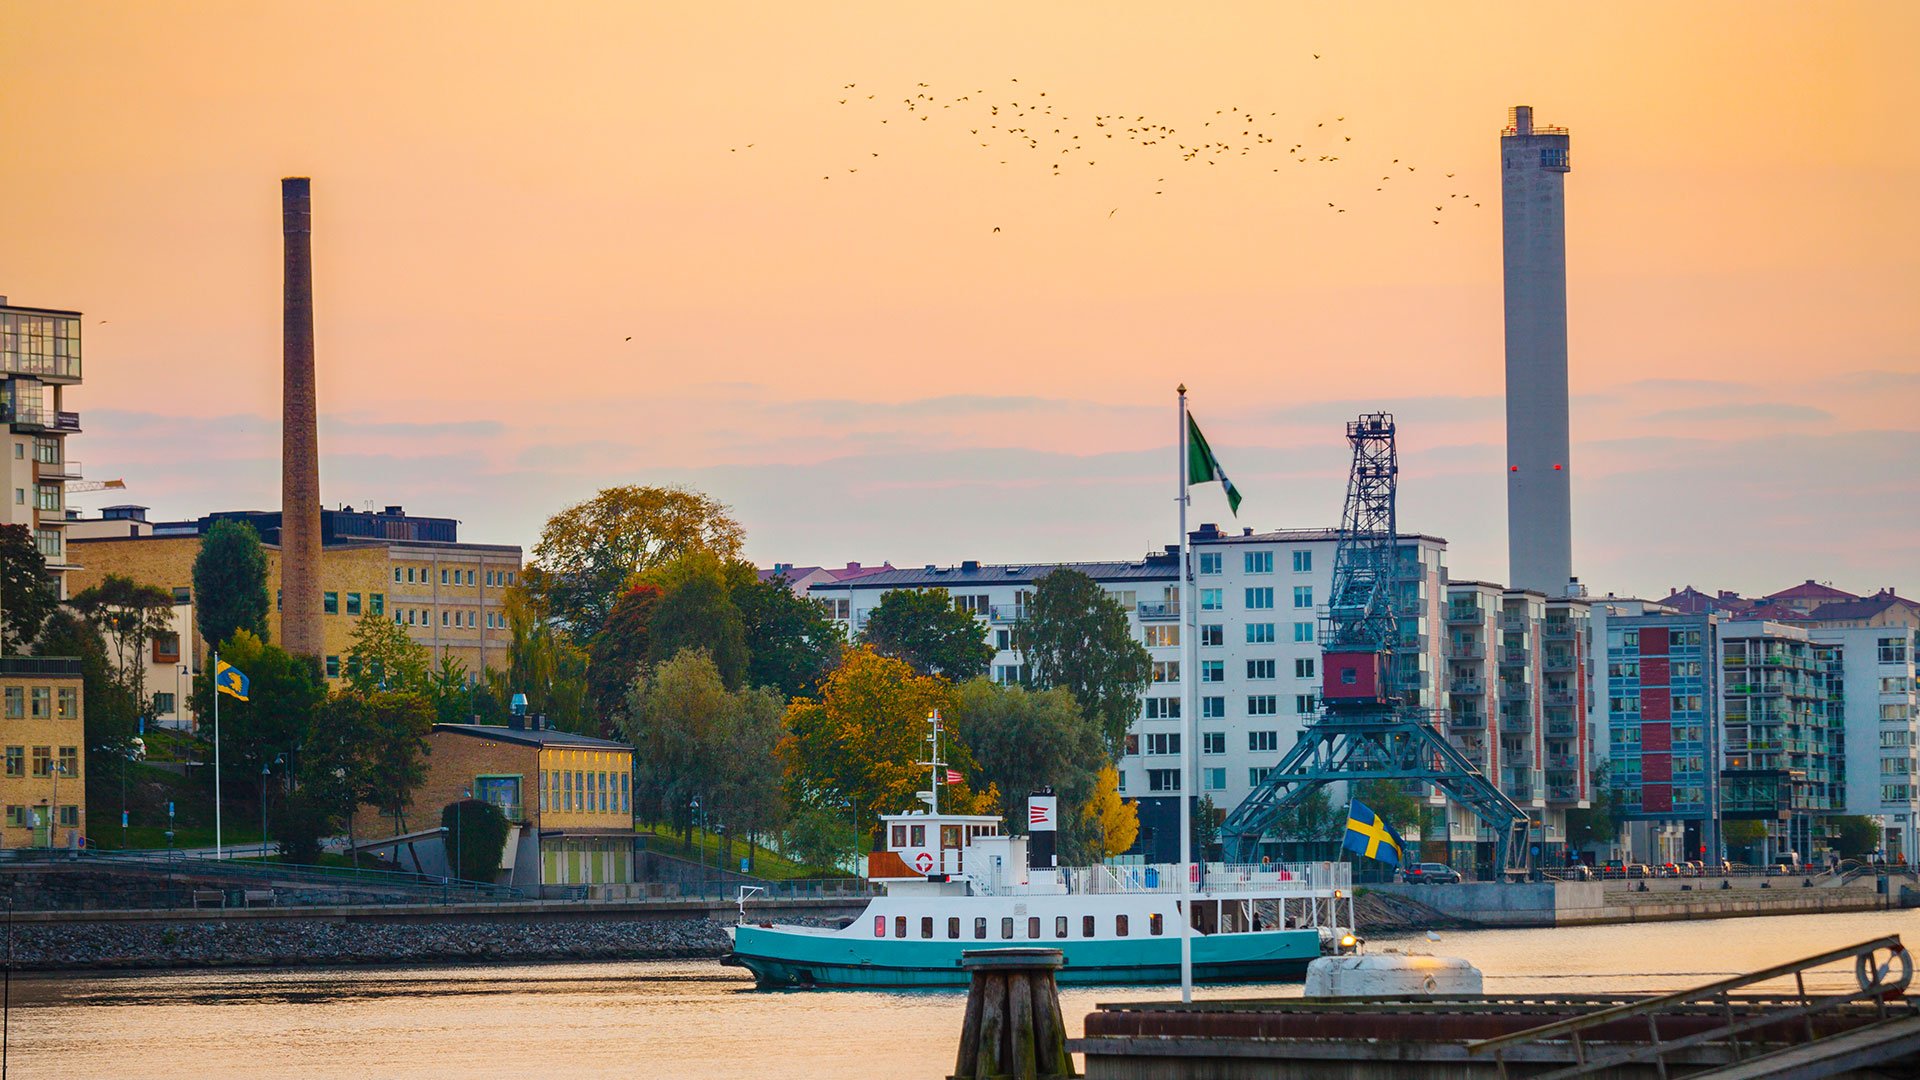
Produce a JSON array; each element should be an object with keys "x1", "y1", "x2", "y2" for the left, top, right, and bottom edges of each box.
[
  {"x1": 1856, "y1": 944, "x2": 1913, "y2": 995},
  {"x1": 913, "y1": 851, "x2": 935, "y2": 873}
]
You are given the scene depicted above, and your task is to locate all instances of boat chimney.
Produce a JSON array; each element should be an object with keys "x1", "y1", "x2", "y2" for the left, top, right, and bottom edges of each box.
[{"x1": 1026, "y1": 788, "x2": 1058, "y2": 872}]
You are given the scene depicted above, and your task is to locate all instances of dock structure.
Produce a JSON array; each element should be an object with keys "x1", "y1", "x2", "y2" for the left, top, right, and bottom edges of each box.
[{"x1": 1069, "y1": 937, "x2": 1917, "y2": 1078}]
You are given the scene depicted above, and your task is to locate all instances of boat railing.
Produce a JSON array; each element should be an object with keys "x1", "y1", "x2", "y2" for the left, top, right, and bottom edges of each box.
[{"x1": 1062, "y1": 861, "x2": 1349, "y2": 896}]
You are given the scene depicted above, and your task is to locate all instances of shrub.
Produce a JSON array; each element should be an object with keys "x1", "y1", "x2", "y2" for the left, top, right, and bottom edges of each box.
[{"x1": 440, "y1": 799, "x2": 510, "y2": 881}]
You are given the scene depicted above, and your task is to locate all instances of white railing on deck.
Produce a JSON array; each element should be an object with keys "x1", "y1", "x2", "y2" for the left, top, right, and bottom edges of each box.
[{"x1": 1062, "y1": 861, "x2": 1348, "y2": 896}]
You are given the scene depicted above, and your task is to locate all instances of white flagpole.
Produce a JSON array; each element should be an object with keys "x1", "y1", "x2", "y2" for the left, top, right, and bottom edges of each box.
[
  {"x1": 213, "y1": 651, "x2": 223, "y2": 859},
  {"x1": 1176, "y1": 385, "x2": 1195, "y2": 1003}
]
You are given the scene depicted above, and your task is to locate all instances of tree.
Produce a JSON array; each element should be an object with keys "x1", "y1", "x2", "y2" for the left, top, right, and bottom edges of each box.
[
  {"x1": 190, "y1": 630, "x2": 328, "y2": 780},
  {"x1": 1269, "y1": 786, "x2": 1341, "y2": 852},
  {"x1": 620, "y1": 648, "x2": 740, "y2": 843},
  {"x1": 783, "y1": 804, "x2": 857, "y2": 874},
  {"x1": 948, "y1": 678, "x2": 1103, "y2": 859},
  {"x1": 524, "y1": 485, "x2": 745, "y2": 640},
  {"x1": 780, "y1": 646, "x2": 993, "y2": 837},
  {"x1": 442, "y1": 799, "x2": 511, "y2": 880},
  {"x1": 1565, "y1": 765, "x2": 1625, "y2": 851},
  {"x1": 302, "y1": 691, "x2": 379, "y2": 864},
  {"x1": 493, "y1": 587, "x2": 592, "y2": 733},
  {"x1": 860, "y1": 588, "x2": 993, "y2": 680},
  {"x1": 1194, "y1": 794, "x2": 1223, "y2": 861},
  {"x1": 1722, "y1": 818, "x2": 1767, "y2": 859},
  {"x1": 1013, "y1": 568, "x2": 1152, "y2": 755},
  {"x1": 716, "y1": 681, "x2": 790, "y2": 871},
  {"x1": 426, "y1": 654, "x2": 475, "y2": 724},
  {"x1": 587, "y1": 584, "x2": 662, "y2": 720},
  {"x1": 735, "y1": 575, "x2": 845, "y2": 700},
  {"x1": 192, "y1": 519, "x2": 270, "y2": 650},
  {"x1": 71, "y1": 574, "x2": 175, "y2": 717},
  {"x1": 343, "y1": 610, "x2": 431, "y2": 695},
  {"x1": 647, "y1": 575, "x2": 749, "y2": 690},
  {"x1": 1351, "y1": 779, "x2": 1425, "y2": 840},
  {"x1": 360, "y1": 691, "x2": 435, "y2": 836},
  {"x1": 1826, "y1": 815, "x2": 1880, "y2": 859},
  {"x1": 0, "y1": 523, "x2": 59, "y2": 654},
  {"x1": 1080, "y1": 765, "x2": 1138, "y2": 858},
  {"x1": 36, "y1": 609, "x2": 134, "y2": 761}
]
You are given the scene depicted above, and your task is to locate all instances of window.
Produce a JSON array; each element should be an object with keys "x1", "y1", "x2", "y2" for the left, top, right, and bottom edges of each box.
[
  {"x1": 890, "y1": 824, "x2": 907, "y2": 847},
  {"x1": 1292, "y1": 586, "x2": 1314, "y2": 609},
  {"x1": 1115, "y1": 915, "x2": 1130, "y2": 937},
  {"x1": 34, "y1": 529, "x2": 59, "y2": 559},
  {"x1": 1882, "y1": 678, "x2": 1911, "y2": 694},
  {"x1": 1201, "y1": 696, "x2": 1225, "y2": 718},
  {"x1": 1247, "y1": 695, "x2": 1277, "y2": 716},
  {"x1": 1295, "y1": 658, "x2": 1316, "y2": 679},
  {"x1": 31, "y1": 747, "x2": 50, "y2": 777},
  {"x1": 1247, "y1": 659, "x2": 1276, "y2": 680},
  {"x1": 1244, "y1": 551, "x2": 1273, "y2": 574},
  {"x1": 371, "y1": 593, "x2": 384, "y2": 616},
  {"x1": 994, "y1": 628, "x2": 1011, "y2": 650},
  {"x1": 873, "y1": 916, "x2": 885, "y2": 937},
  {"x1": 325, "y1": 655, "x2": 340, "y2": 678},
  {"x1": 1147, "y1": 769, "x2": 1181, "y2": 792},
  {"x1": 975, "y1": 917, "x2": 988, "y2": 939},
  {"x1": 1055, "y1": 916, "x2": 1068, "y2": 939},
  {"x1": 58, "y1": 805, "x2": 77, "y2": 828},
  {"x1": 1001, "y1": 917, "x2": 1015, "y2": 940},
  {"x1": 1250, "y1": 766, "x2": 1273, "y2": 785},
  {"x1": 1144, "y1": 626, "x2": 1180, "y2": 648},
  {"x1": 57, "y1": 746, "x2": 76, "y2": 778},
  {"x1": 1083, "y1": 915, "x2": 1096, "y2": 938},
  {"x1": 3, "y1": 688, "x2": 19, "y2": 718},
  {"x1": 1249, "y1": 730, "x2": 1278, "y2": 752},
  {"x1": 407, "y1": 609, "x2": 416, "y2": 626},
  {"x1": 346, "y1": 593, "x2": 362, "y2": 616},
  {"x1": 1294, "y1": 622, "x2": 1315, "y2": 643},
  {"x1": 1149, "y1": 913, "x2": 1164, "y2": 936},
  {"x1": 1202, "y1": 731, "x2": 1226, "y2": 754},
  {"x1": 910, "y1": 824, "x2": 926, "y2": 845},
  {"x1": 921, "y1": 917, "x2": 934, "y2": 939},
  {"x1": 1880, "y1": 637, "x2": 1910, "y2": 664},
  {"x1": 441, "y1": 569, "x2": 450, "y2": 585},
  {"x1": 467, "y1": 569, "x2": 475, "y2": 585},
  {"x1": 33, "y1": 484, "x2": 59, "y2": 512},
  {"x1": 1201, "y1": 660, "x2": 1224, "y2": 683},
  {"x1": 30, "y1": 688, "x2": 49, "y2": 719},
  {"x1": 1204, "y1": 768, "x2": 1226, "y2": 791},
  {"x1": 323, "y1": 592, "x2": 339, "y2": 615},
  {"x1": 1292, "y1": 550, "x2": 1312, "y2": 573},
  {"x1": 393, "y1": 568, "x2": 403, "y2": 584},
  {"x1": 948, "y1": 917, "x2": 961, "y2": 939},
  {"x1": 1028, "y1": 916, "x2": 1041, "y2": 939},
  {"x1": 1245, "y1": 587, "x2": 1274, "y2": 610},
  {"x1": 1247, "y1": 623, "x2": 1275, "y2": 644},
  {"x1": 1200, "y1": 588, "x2": 1223, "y2": 611},
  {"x1": 1296, "y1": 694, "x2": 1318, "y2": 714},
  {"x1": 1144, "y1": 732, "x2": 1181, "y2": 756},
  {"x1": 57, "y1": 687, "x2": 78, "y2": 718},
  {"x1": 1540, "y1": 146, "x2": 1570, "y2": 169},
  {"x1": 1199, "y1": 552, "x2": 1222, "y2": 575},
  {"x1": 1144, "y1": 697, "x2": 1181, "y2": 720},
  {"x1": 1200, "y1": 624, "x2": 1223, "y2": 647},
  {"x1": 3, "y1": 748, "x2": 19, "y2": 777}
]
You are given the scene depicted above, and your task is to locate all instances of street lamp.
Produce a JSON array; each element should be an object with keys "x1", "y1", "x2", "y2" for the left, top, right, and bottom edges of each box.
[
  {"x1": 46, "y1": 760, "x2": 69, "y2": 851},
  {"x1": 689, "y1": 796, "x2": 702, "y2": 873}
]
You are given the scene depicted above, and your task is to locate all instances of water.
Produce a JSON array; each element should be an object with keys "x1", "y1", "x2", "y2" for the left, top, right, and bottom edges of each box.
[{"x1": 10, "y1": 909, "x2": 1916, "y2": 1079}]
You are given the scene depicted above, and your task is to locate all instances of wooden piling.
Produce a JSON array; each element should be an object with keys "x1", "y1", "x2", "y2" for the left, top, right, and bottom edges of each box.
[{"x1": 951, "y1": 948, "x2": 1077, "y2": 1080}]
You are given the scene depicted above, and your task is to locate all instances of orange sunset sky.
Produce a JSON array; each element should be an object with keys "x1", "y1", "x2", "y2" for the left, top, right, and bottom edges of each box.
[{"x1": 3, "y1": 2, "x2": 1916, "y2": 597}]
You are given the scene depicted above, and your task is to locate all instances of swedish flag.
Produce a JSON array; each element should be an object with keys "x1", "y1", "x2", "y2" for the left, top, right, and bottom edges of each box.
[
  {"x1": 1342, "y1": 798, "x2": 1406, "y2": 868},
  {"x1": 214, "y1": 660, "x2": 250, "y2": 702}
]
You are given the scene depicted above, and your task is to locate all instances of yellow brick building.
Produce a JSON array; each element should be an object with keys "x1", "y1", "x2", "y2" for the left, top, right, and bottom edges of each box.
[{"x1": 0, "y1": 657, "x2": 85, "y2": 850}]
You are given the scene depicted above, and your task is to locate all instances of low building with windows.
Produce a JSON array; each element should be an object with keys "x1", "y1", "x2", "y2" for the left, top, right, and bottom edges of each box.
[
  {"x1": 352, "y1": 718, "x2": 635, "y2": 891},
  {"x1": 0, "y1": 657, "x2": 85, "y2": 849}
]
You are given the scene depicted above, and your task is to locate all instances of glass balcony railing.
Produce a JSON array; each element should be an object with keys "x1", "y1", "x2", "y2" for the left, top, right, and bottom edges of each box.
[{"x1": 1135, "y1": 601, "x2": 1180, "y2": 622}]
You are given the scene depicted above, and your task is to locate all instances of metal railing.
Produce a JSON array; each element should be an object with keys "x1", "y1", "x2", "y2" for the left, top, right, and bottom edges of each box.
[
  {"x1": 1135, "y1": 601, "x2": 1179, "y2": 621},
  {"x1": 0, "y1": 847, "x2": 524, "y2": 909},
  {"x1": 1063, "y1": 860, "x2": 1349, "y2": 896}
]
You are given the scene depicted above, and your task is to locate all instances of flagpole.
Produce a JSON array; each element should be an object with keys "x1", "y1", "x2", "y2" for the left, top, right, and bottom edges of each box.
[
  {"x1": 1176, "y1": 384, "x2": 1195, "y2": 1004},
  {"x1": 213, "y1": 650, "x2": 223, "y2": 859}
]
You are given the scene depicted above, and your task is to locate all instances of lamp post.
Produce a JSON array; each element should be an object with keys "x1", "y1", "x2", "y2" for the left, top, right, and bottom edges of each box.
[
  {"x1": 841, "y1": 795, "x2": 857, "y2": 876},
  {"x1": 46, "y1": 761, "x2": 68, "y2": 851},
  {"x1": 689, "y1": 796, "x2": 703, "y2": 875},
  {"x1": 454, "y1": 787, "x2": 470, "y2": 884}
]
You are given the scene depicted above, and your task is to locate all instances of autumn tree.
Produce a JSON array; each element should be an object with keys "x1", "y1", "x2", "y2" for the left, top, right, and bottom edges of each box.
[
  {"x1": 948, "y1": 678, "x2": 1104, "y2": 858},
  {"x1": 735, "y1": 575, "x2": 845, "y2": 700},
  {"x1": 525, "y1": 485, "x2": 745, "y2": 640},
  {"x1": 780, "y1": 646, "x2": 992, "y2": 837},
  {"x1": 1013, "y1": 568, "x2": 1152, "y2": 755},
  {"x1": 859, "y1": 588, "x2": 993, "y2": 680},
  {"x1": 586, "y1": 583, "x2": 662, "y2": 720},
  {"x1": 192, "y1": 519, "x2": 270, "y2": 650},
  {"x1": 0, "y1": 524, "x2": 59, "y2": 654},
  {"x1": 343, "y1": 609, "x2": 431, "y2": 694},
  {"x1": 1080, "y1": 765, "x2": 1139, "y2": 858}
]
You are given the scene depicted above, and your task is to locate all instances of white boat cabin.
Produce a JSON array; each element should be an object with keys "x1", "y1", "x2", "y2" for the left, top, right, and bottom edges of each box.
[{"x1": 866, "y1": 810, "x2": 1026, "y2": 894}]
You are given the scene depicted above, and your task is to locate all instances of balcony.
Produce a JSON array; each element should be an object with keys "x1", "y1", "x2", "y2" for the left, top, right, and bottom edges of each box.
[
  {"x1": 1449, "y1": 678, "x2": 1484, "y2": 695},
  {"x1": 1544, "y1": 689, "x2": 1575, "y2": 708},
  {"x1": 1450, "y1": 641, "x2": 1485, "y2": 660},
  {"x1": 36, "y1": 458, "x2": 80, "y2": 481},
  {"x1": 988, "y1": 605, "x2": 1027, "y2": 623},
  {"x1": 1547, "y1": 752, "x2": 1579, "y2": 771},
  {"x1": 1500, "y1": 613, "x2": 1530, "y2": 631},
  {"x1": 1135, "y1": 601, "x2": 1180, "y2": 622},
  {"x1": 1543, "y1": 653, "x2": 1575, "y2": 672},
  {"x1": 1499, "y1": 712, "x2": 1534, "y2": 735},
  {"x1": 1500, "y1": 648, "x2": 1529, "y2": 666},
  {"x1": 1447, "y1": 605, "x2": 1484, "y2": 624},
  {"x1": 1545, "y1": 717, "x2": 1578, "y2": 738},
  {"x1": 1547, "y1": 784, "x2": 1580, "y2": 802},
  {"x1": 55, "y1": 411, "x2": 80, "y2": 432},
  {"x1": 1498, "y1": 682, "x2": 1530, "y2": 704},
  {"x1": 1543, "y1": 620, "x2": 1575, "y2": 640},
  {"x1": 1448, "y1": 711, "x2": 1488, "y2": 732}
]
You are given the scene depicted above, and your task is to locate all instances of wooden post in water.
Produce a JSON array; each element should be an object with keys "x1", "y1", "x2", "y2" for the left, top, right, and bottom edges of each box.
[{"x1": 951, "y1": 948, "x2": 1076, "y2": 1080}]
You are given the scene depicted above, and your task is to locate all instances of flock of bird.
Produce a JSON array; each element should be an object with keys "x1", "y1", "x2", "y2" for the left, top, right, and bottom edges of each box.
[{"x1": 730, "y1": 74, "x2": 1487, "y2": 230}]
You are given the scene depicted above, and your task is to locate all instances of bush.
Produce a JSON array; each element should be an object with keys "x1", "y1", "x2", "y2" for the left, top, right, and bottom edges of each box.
[
  {"x1": 440, "y1": 799, "x2": 510, "y2": 881},
  {"x1": 277, "y1": 790, "x2": 330, "y2": 865}
]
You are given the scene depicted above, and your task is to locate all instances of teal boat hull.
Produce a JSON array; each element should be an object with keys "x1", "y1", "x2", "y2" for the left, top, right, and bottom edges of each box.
[{"x1": 731, "y1": 924, "x2": 1322, "y2": 989}]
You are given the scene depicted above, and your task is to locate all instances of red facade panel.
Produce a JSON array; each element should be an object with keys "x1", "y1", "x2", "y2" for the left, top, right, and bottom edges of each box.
[
  {"x1": 1641, "y1": 784, "x2": 1673, "y2": 813},
  {"x1": 1640, "y1": 627, "x2": 1669, "y2": 654},
  {"x1": 1641, "y1": 657, "x2": 1670, "y2": 686},
  {"x1": 1641, "y1": 688, "x2": 1671, "y2": 721},
  {"x1": 1641, "y1": 723, "x2": 1671, "y2": 751},
  {"x1": 1640, "y1": 754, "x2": 1672, "y2": 782}
]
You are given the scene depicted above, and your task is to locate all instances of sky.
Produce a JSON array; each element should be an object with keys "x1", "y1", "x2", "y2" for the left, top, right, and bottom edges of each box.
[{"x1": 3, "y1": 2, "x2": 1916, "y2": 599}]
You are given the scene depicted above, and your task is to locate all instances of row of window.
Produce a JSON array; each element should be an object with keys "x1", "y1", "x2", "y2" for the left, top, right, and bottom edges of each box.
[
  {"x1": 1138, "y1": 731, "x2": 1280, "y2": 755},
  {"x1": 1199, "y1": 587, "x2": 1314, "y2": 611},
  {"x1": 1197, "y1": 551, "x2": 1313, "y2": 575},
  {"x1": 3, "y1": 805, "x2": 78, "y2": 828},
  {"x1": 392, "y1": 608, "x2": 507, "y2": 630},
  {"x1": 1200, "y1": 658, "x2": 1316, "y2": 682},
  {"x1": 2, "y1": 745, "x2": 78, "y2": 777},
  {"x1": 541, "y1": 769, "x2": 631, "y2": 815},
  {"x1": 877, "y1": 912, "x2": 1165, "y2": 941},
  {"x1": 2, "y1": 687, "x2": 78, "y2": 720},
  {"x1": 1202, "y1": 767, "x2": 1281, "y2": 791},
  {"x1": 393, "y1": 566, "x2": 519, "y2": 588},
  {"x1": 1142, "y1": 693, "x2": 1319, "y2": 720}
]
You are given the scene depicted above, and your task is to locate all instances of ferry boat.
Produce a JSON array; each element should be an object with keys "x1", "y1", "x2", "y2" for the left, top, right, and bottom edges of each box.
[{"x1": 731, "y1": 794, "x2": 1356, "y2": 989}]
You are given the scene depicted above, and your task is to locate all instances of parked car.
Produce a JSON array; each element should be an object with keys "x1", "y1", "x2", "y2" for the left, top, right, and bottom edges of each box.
[
  {"x1": 1563, "y1": 863, "x2": 1594, "y2": 881},
  {"x1": 1401, "y1": 863, "x2": 1462, "y2": 884}
]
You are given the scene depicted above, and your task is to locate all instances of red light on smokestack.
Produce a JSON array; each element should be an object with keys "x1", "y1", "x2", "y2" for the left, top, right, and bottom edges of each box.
[
  {"x1": 1510, "y1": 465, "x2": 1519, "y2": 472},
  {"x1": 1553, "y1": 464, "x2": 1563, "y2": 471}
]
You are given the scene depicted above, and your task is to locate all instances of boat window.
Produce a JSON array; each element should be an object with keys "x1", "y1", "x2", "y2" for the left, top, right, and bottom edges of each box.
[
  {"x1": 1082, "y1": 915, "x2": 1096, "y2": 938},
  {"x1": 1055, "y1": 916, "x2": 1069, "y2": 939},
  {"x1": 1115, "y1": 915, "x2": 1129, "y2": 937},
  {"x1": 1149, "y1": 913, "x2": 1164, "y2": 936},
  {"x1": 941, "y1": 825, "x2": 962, "y2": 848},
  {"x1": 891, "y1": 825, "x2": 907, "y2": 848},
  {"x1": 1027, "y1": 917, "x2": 1040, "y2": 939},
  {"x1": 921, "y1": 917, "x2": 934, "y2": 939},
  {"x1": 910, "y1": 824, "x2": 926, "y2": 846},
  {"x1": 1001, "y1": 917, "x2": 1014, "y2": 940},
  {"x1": 895, "y1": 916, "x2": 908, "y2": 938},
  {"x1": 874, "y1": 916, "x2": 886, "y2": 938},
  {"x1": 948, "y1": 917, "x2": 961, "y2": 939},
  {"x1": 975, "y1": 917, "x2": 988, "y2": 939}
]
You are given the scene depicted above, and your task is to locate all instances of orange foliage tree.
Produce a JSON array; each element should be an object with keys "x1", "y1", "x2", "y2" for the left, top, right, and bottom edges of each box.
[{"x1": 781, "y1": 646, "x2": 996, "y2": 838}]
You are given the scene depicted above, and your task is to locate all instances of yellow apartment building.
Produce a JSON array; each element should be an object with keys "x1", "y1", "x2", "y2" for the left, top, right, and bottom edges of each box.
[{"x1": 0, "y1": 657, "x2": 85, "y2": 849}]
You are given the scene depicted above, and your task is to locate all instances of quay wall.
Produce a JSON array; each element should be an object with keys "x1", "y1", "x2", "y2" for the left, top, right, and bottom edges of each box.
[
  {"x1": 8, "y1": 897, "x2": 865, "y2": 972},
  {"x1": 1367, "y1": 880, "x2": 1902, "y2": 930}
]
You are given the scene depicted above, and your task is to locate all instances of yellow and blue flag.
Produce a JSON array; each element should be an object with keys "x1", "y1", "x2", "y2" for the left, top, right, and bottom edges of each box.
[
  {"x1": 214, "y1": 659, "x2": 250, "y2": 702},
  {"x1": 1342, "y1": 797, "x2": 1406, "y2": 868}
]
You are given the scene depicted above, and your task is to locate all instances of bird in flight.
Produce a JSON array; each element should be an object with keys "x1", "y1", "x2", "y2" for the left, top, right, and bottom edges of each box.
[
  {"x1": 992, "y1": 226, "x2": 1000, "y2": 233},
  {"x1": 624, "y1": 336, "x2": 632, "y2": 341}
]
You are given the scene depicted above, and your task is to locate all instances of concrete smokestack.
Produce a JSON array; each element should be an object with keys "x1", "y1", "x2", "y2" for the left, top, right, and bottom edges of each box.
[
  {"x1": 1500, "y1": 106, "x2": 1574, "y2": 596},
  {"x1": 280, "y1": 177, "x2": 324, "y2": 659}
]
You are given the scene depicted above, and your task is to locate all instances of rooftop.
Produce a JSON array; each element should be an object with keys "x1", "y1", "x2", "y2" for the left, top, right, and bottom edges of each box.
[
  {"x1": 1805, "y1": 590, "x2": 1920, "y2": 623},
  {"x1": 434, "y1": 724, "x2": 633, "y2": 751}
]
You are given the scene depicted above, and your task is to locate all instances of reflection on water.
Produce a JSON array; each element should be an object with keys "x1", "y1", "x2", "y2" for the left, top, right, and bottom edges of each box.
[{"x1": 12, "y1": 909, "x2": 1916, "y2": 1079}]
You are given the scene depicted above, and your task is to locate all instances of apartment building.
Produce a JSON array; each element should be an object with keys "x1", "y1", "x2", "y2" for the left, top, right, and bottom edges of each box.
[
  {"x1": 1811, "y1": 625, "x2": 1919, "y2": 860},
  {"x1": 1602, "y1": 611, "x2": 1720, "y2": 864},
  {"x1": 1717, "y1": 621, "x2": 1835, "y2": 862},
  {"x1": 0, "y1": 658, "x2": 85, "y2": 849},
  {"x1": 0, "y1": 297, "x2": 84, "y2": 593}
]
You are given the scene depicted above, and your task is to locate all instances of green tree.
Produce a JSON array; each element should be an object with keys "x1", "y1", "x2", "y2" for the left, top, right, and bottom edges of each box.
[
  {"x1": 0, "y1": 523, "x2": 59, "y2": 654},
  {"x1": 70, "y1": 574, "x2": 175, "y2": 718},
  {"x1": 343, "y1": 610, "x2": 431, "y2": 694},
  {"x1": 302, "y1": 691, "x2": 379, "y2": 864},
  {"x1": 1351, "y1": 779, "x2": 1425, "y2": 841},
  {"x1": 525, "y1": 485, "x2": 745, "y2": 640},
  {"x1": 587, "y1": 583, "x2": 662, "y2": 719},
  {"x1": 191, "y1": 630, "x2": 328, "y2": 779},
  {"x1": 716, "y1": 681, "x2": 790, "y2": 871},
  {"x1": 493, "y1": 587, "x2": 593, "y2": 733},
  {"x1": 783, "y1": 804, "x2": 857, "y2": 874},
  {"x1": 860, "y1": 588, "x2": 993, "y2": 680},
  {"x1": 948, "y1": 677, "x2": 1103, "y2": 859},
  {"x1": 647, "y1": 576, "x2": 748, "y2": 690},
  {"x1": 1826, "y1": 815, "x2": 1881, "y2": 859},
  {"x1": 1194, "y1": 794, "x2": 1223, "y2": 862},
  {"x1": 1269, "y1": 786, "x2": 1341, "y2": 855},
  {"x1": 38, "y1": 610, "x2": 137, "y2": 815},
  {"x1": 426, "y1": 654, "x2": 476, "y2": 724},
  {"x1": 620, "y1": 648, "x2": 739, "y2": 844},
  {"x1": 1565, "y1": 765, "x2": 1625, "y2": 851},
  {"x1": 192, "y1": 519, "x2": 271, "y2": 650},
  {"x1": 441, "y1": 799, "x2": 510, "y2": 880},
  {"x1": 1013, "y1": 568, "x2": 1152, "y2": 755},
  {"x1": 736, "y1": 575, "x2": 845, "y2": 700},
  {"x1": 360, "y1": 690, "x2": 435, "y2": 836},
  {"x1": 1722, "y1": 818, "x2": 1767, "y2": 859}
]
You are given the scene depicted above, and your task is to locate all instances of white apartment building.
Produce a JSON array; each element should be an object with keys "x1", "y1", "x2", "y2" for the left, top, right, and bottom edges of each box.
[
  {"x1": 1811, "y1": 625, "x2": 1919, "y2": 860},
  {"x1": 0, "y1": 296, "x2": 83, "y2": 595}
]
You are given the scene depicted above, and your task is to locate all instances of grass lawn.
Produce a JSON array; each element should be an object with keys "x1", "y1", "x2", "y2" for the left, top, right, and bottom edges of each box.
[{"x1": 636, "y1": 823, "x2": 854, "y2": 881}]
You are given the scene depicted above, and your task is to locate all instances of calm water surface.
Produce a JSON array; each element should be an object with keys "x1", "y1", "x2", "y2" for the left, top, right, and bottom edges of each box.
[{"x1": 12, "y1": 909, "x2": 1917, "y2": 1079}]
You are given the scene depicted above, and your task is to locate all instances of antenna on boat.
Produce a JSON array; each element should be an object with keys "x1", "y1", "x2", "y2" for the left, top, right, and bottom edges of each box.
[{"x1": 919, "y1": 710, "x2": 944, "y2": 815}]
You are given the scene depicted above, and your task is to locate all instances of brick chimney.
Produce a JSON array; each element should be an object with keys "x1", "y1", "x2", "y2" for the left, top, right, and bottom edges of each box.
[{"x1": 280, "y1": 177, "x2": 324, "y2": 659}]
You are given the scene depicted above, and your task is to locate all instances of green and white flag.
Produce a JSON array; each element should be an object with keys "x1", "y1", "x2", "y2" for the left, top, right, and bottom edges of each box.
[{"x1": 1186, "y1": 413, "x2": 1242, "y2": 516}]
